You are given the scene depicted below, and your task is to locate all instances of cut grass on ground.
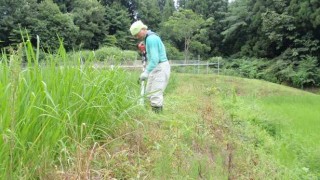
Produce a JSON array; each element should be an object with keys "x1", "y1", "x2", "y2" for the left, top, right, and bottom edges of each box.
[
  {"x1": 93, "y1": 74, "x2": 319, "y2": 179},
  {"x1": 45, "y1": 73, "x2": 319, "y2": 179}
]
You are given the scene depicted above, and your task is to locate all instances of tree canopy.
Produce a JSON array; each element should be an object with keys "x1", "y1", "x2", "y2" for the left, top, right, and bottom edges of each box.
[
  {"x1": 161, "y1": 9, "x2": 206, "y2": 60},
  {"x1": 0, "y1": 0, "x2": 318, "y2": 63}
]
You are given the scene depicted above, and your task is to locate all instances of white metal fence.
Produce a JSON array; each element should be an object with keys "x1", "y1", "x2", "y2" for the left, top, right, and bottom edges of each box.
[
  {"x1": 94, "y1": 59, "x2": 221, "y2": 75},
  {"x1": 169, "y1": 60, "x2": 220, "y2": 75}
]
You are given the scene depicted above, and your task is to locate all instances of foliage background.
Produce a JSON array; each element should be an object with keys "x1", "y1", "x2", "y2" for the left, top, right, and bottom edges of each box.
[{"x1": 0, "y1": 0, "x2": 319, "y2": 87}]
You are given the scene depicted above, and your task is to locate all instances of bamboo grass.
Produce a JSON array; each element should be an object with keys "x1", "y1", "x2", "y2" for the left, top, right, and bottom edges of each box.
[{"x1": 0, "y1": 36, "x2": 139, "y2": 178}]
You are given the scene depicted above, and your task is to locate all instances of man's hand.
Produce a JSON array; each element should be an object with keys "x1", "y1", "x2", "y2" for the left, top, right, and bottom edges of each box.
[{"x1": 140, "y1": 70, "x2": 149, "y2": 81}]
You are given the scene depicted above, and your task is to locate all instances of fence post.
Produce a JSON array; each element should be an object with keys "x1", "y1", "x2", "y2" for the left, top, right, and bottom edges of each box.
[
  {"x1": 198, "y1": 55, "x2": 200, "y2": 74},
  {"x1": 218, "y1": 57, "x2": 220, "y2": 75},
  {"x1": 207, "y1": 61, "x2": 209, "y2": 74}
]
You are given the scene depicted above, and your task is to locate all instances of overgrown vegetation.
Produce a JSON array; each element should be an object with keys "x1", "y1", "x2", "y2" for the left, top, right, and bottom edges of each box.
[
  {"x1": 0, "y1": 0, "x2": 319, "y2": 175},
  {"x1": 212, "y1": 75, "x2": 320, "y2": 179},
  {"x1": 0, "y1": 37, "x2": 140, "y2": 179},
  {"x1": 220, "y1": 57, "x2": 320, "y2": 88},
  {"x1": 1, "y1": 0, "x2": 319, "y2": 61},
  {"x1": 1, "y1": 0, "x2": 319, "y2": 87},
  {"x1": 68, "y1": 46, "x2": 138, "y2": 64},
  {"x1": 1, "y1": 38, "x2": 319, "y2": 178}
]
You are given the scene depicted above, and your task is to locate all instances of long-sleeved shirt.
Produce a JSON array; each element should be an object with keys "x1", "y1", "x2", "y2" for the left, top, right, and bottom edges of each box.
[{"x1": 144, "y1": 30, "x2": 168, "y2": 72}]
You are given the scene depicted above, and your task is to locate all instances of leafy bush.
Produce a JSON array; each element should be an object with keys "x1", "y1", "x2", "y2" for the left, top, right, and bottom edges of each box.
[
  {"x1": 164, "y1": 42, "x2": 184, "y2": 60},
  {"x1": 291, "y1": 56, "x2": 320, "y2": 88},
  {"x1": 220, "y1": 56, "x2": 320, "y2": 88},
  {"x1": 94, "y1": 46, "x2": 138, "y2": 63},
  {"x1": 263, "y1": 59, "x2": 294, "y2": 84},
  {"x1": 221, "y1": 58, "x2": 272, "y2": 80},
  {"x1": 208, "y1": 56, "x2": 222, "y2": 64},
  {"x1": 219, "y1": 58, "x2": 241, "y2": 76},
  {"x1": 238, "y1": 58, "x2": 259, "y2": 78},
  {"x1": 68, "y1": 50, "x2": 95, "y2": 63}
]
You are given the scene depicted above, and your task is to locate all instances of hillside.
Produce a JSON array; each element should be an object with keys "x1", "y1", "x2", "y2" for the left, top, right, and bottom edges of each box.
[
  {"x1": 92, "y1": 73, "x2": 319, "y2": 179},
  {"x1": 2, "y1": 56, "x2": 318, "y2": 179}
]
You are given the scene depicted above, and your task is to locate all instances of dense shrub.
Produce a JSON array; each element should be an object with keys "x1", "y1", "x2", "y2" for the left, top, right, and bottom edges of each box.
[
  {"x1": 291, "y1": 56, "x2": 320, "y2": 88},
  {"x1": 264, "y1": 59, "x2": 294, "y2": 84},
  {"x1": 221, "y1": 58, "x2": 273, "y2": 80},
  {"x1": 164, "y1": 42, "x2": 184, "y2": 60},
  {"x1": 68, "y1": 50, "x2": 95, "y2": 63},
  {"x1": 94, "y1": 46, "x2": 138, "y2": 63},
  {"x1": 220, "y1": 57, "x2": 320, "y2": 88}
]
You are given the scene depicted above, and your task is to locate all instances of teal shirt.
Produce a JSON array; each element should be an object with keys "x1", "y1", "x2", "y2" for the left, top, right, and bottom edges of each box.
[{"x1": 145, "y1": 31, "x2": 168, "y2": 72}]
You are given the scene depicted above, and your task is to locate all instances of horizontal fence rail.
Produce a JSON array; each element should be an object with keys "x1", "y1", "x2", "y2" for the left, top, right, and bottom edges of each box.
[{"x1": 92, "y1": 59, "x2": 221, "y2": 75}]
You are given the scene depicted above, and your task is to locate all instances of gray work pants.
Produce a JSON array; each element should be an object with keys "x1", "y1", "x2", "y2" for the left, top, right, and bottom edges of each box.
[{"x1": 146, "y1": 61, "x2": 170, "y2": 107}]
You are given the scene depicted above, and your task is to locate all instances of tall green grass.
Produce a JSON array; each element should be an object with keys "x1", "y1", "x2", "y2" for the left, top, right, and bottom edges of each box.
[
  {"x1": 0, "y1": 37, "x2": 139, "y2": 178},
  {"x1": 258, "y1": 95, "x2": 320, "y2": 175},
  {"x1": 214, "y1": 76, "x2": 320, "y2": 178}
]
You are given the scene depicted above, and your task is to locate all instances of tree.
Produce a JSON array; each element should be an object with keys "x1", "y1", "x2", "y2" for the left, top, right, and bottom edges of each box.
[
  {"x1": 183, "y1": 0, "x2": 228, "y2": 56},
  {"x1": 104, "y1": 2, "x2": 132, "y2": 49},
  {"x1": 185, "y1": 0, "x2": 222, "y2": 18},
  {"x1": 53, "y1": 0, "x2": 73, "y2": 13},
  {"x1": 32, "y1": 0, "x2": 78, "y2": 50},
  {"x1": 287, "y1": 0, "x2": 320, "y2": 59},
  {"x1": 72, "y1": 0, "x2": 107, "y2": 49},
  {"x1": 100, "y1": 0, "x2": 138, "y2": 20},
  {"x1": 162, "y1": 0, "x2": 176, "y2": 22},
  {"x1": 0, "y1": 0, "x2": 38, "y2": 48},
  {"x1": 162, "y1": 9, "x2": 205, "y2": 61},
  {"x1": 190, "y1": 18, "x2": 214, "y2": 59},
  {"x1": 136, "y1": 0, "x2": 161, "y2": 30},
  {"x1": 261, "y1": 11, "x2": 296, "y2": 56},
  {"x1": 221, "y1": 0, "x2": 250, "y2": 56},
  {"x1": 177, "y1": 0, "x2": 187, "y2": 9},
  {"x1": 223, "y1": 0, "x2": 292, "y2": 58}
]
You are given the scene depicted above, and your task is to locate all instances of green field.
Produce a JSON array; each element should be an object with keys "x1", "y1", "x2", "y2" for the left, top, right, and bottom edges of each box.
[
  {"x1": 259, "y1": 95, "x2": 320, "y2": 171},
  {"x1": 213, "y1": 76, "x2": 320, "y2": 179}
]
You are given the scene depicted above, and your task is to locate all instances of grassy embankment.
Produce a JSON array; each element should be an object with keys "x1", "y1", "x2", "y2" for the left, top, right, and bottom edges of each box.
[
  {"x1": 1, "y1": 38, "x2": 319, "y2": 179},
  {"x1": 102, "y1": 73, "x2": 319, "y2": 179}
]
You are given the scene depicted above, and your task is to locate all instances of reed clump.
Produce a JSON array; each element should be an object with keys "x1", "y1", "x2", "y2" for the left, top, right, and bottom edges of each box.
[{"x1": 0, "y1": 36, "x2": 139, "y2": 179}]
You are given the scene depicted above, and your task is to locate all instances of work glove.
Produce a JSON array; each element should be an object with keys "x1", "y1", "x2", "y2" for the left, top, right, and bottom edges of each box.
[{"x1": 140, "y1": 70, "x2": 149, "y2": 81}]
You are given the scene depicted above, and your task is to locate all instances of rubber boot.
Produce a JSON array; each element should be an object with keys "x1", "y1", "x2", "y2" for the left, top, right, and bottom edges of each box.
[{"x1": 152, "y1": 106, "x2": 163, "y2": 113}]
